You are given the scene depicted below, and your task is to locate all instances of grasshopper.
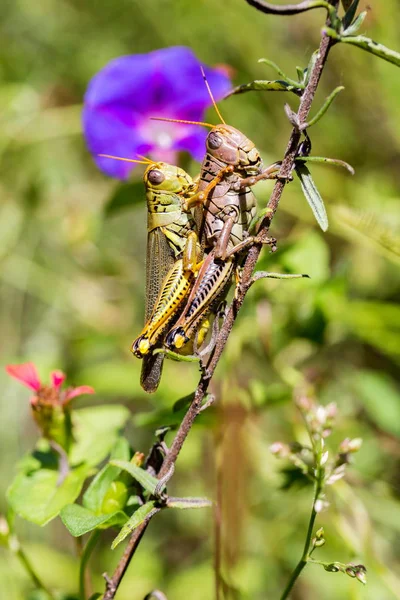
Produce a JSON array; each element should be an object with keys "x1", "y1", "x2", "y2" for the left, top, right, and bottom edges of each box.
[
  {"x1": 153, "y1": 77, "x2": 283, "y2": 352},
  {"x1": 100, "y1": 154, "x2": 206, "y2": 392}
]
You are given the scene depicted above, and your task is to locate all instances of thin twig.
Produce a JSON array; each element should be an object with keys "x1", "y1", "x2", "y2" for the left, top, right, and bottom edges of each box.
[
  {"x1": 279, "y1": 441, "x2": 324, "y2": 599},
  {"x1": 101, "y1": 2, "x2": 338, "y2": 598}
]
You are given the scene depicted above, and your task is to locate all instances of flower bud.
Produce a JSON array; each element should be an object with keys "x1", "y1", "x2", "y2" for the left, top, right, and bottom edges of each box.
[
  {"x1": 296, "y1": 395, "x2": 314, "y2": 412},
  {"x1": 101, "y1": 481, "x2": 128, "y2": 514},
  {"x1": 0, "y1": 517, "x2": 10, "y2": 546},
  {"x1": 320, "y1": 450, "x2": 329, "y2": 466},
  {"x1": 355, "y1": 565, "x2": 367, "y2": 585},
  {"x1": 314, "y1": 538, "x2": 326, "y2": 547},
  {"x1": 270, "y1": 442, "x2": 290, "y2": 457},
  {"x1": 132, "y1": 452, "x2": 145, "y2": 467}
]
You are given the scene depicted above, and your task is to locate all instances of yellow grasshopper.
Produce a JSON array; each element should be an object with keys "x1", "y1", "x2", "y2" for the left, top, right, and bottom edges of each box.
[{"x1": 99, "y1": 155, "x2": 215, "y2": 391}]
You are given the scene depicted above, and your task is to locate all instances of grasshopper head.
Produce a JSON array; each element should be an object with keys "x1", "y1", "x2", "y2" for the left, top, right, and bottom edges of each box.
[
  {"x1": 144, "y1": 163, "x2": 193, "y2": 195},
  {"x1": 205, "y1": 125, "x2": 262, "y2": 176}
]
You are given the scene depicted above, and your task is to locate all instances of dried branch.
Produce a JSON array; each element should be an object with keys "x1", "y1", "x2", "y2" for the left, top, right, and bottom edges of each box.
[{"x1": 101, "y1": 2, "x2": 339, "y2": 598}]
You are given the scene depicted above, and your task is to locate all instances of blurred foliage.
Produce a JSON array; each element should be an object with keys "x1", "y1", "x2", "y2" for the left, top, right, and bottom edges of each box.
[{"x1": 1, "y1": 0, "x2": 400, "y2": 599}]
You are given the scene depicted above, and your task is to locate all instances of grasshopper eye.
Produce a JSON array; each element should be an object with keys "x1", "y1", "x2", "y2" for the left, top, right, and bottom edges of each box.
[
  {"x1": 207, "y1": 132, "x2": 223, "y2": 150},
  {"x1": 148, "y1": 169, "x2": 166, "y2": 185}
]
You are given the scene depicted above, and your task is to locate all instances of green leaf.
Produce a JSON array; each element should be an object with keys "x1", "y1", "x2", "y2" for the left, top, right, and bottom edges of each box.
[
  {"x1": 295, "y1": 66, "x2": 304, "y2": 82},
  {"x1": 342, "y1": 0, "x2": 359, "y2": 29},
  {"x1": 70, "y1": 405, "x2": 130, "y2": 467},
  {"x1": 83, "y1": 437, "x2": 130, "y2": 513},
  {"x1": 153, "y1": 347, "x2": 200, "y2": 362},
  {"x1": 304, "y1": 51, "x2": 319, "y2": 86},
  {"x1": 60, "y1": 503, "x2": 126, "y2": 537},
  {"x1": 105, "y1": 180, "x2": 144, "y2": 216},
  {"x1": 353, "y1": 371, "x2": 400, "y2": 437},
  {"x1": 7, "y1": 463, "x2": 90, "y2": 526},
  {"x1": 295, "y1": 156, "x2": 354, "y2": 175},
  {"x1": 111, "y1": 501, "x2": 158, "y2": 549},
  {"x1": 166, "y1": 497, "x2": 212, "y2": 509},
  {"x1": 258, "y1": 58, "x2": 303, "y2": 87},
  {"x1": 226, "y1": 80, "x2": 301, "y2": 97},
  {"x1": 302, "y1": 86, "x2": 344, "y2": 129},
  {"x1": 343, "y1": 11, "x2": 367, "y2": 36},
  {"x1": 295, "y1": 164, "x2": 329, "y2": 232},
  {"x1": 324, "y1": 28, "x2": 400, "y2": 68},
  {"x1": 110, "y1": 460, "x2": 159, "y2": 495}
]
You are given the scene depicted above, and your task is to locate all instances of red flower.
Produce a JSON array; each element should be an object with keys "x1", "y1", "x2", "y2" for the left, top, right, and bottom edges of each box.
[
  {"x1": 5, "y1": 362, "x2": 94, "y2": 405},
  {"x1": 6, "y1": 362, "x2": 95, "y2": 449}
]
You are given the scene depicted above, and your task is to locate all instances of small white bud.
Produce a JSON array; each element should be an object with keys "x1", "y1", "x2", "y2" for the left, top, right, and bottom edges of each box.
[{"x1": 321, "y1": 450, "x2": 329, "y2": 466}]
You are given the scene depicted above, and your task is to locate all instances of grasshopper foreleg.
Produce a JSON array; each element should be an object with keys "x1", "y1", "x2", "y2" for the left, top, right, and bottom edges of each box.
[
  {"x1": 219, "y1": 235, "x2": 277, "y2": 260},
  {"x1": 184, "y1": 165, "x2": 234, "y2": 210},
  {"x1": 232, "y1": 161, "x2": 292, "y2": 192}
]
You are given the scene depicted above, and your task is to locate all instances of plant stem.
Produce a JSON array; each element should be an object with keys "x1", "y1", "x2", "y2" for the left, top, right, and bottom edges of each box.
[
  {"x1": 15, "y1": 542, "x2": 56, "y2": 600},
  {"x1": 101, "y1": 2, "x2": 339, "y2": 598},
  {"x1": 279, "y1": 443, "x2": 324, "y2": 600},
  {"x1": 80, "y1": 530, "x2": 100, "y2": 600}
]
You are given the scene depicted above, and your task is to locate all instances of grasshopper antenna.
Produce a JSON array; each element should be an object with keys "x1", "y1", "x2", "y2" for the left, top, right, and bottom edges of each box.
[
  {"x1": 150, "y1": 117, "x2": 214, "y2": 128},
  {"x1": 98, "y1": 154, "x2": 152, "y2": 165},
  {"x1": 200, "y1": 66, "x2": 226, "y2": 125}
]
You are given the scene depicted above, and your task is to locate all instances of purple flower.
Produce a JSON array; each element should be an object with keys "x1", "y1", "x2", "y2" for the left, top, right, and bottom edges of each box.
[{"x1": 83, "y1": 46, "x2": 232, "y2": 180}]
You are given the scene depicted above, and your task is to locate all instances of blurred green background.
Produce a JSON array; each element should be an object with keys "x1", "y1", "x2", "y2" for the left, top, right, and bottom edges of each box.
[{"x1": 1, "y1": 0, "x2": 400, "y2": 598}]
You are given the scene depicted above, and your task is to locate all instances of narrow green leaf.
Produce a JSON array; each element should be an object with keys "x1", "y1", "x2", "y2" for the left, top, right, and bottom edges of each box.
[
  {"x1": 303, "y1": 86, "x2": 344, "y2": 129},
  {"x1": 60, "y1": 504, "x2": 126, "y2": 537},
  {"x1": 258, "y1": 58, "x2": 302, "y2": 88},
  {"x1": 83, "y1": 437, "x2": 130, "y2": 513},
  {"x1": 110, "y1": 460, "x2": 159, "y2": 495},
  {"x1": 166, "y1": 497, "x2": 212, "y2": 509},
  {"x1": 324, "y1": 28, "x2": 400, "y2": 68},
  {"x1": 343, "y1": 11, "x2": 367, "y2": 36},
  {"x1": 226, "y1": 79, "x2": 301, "y2": 98},
  {"x1": 153, "y1": 347, "x2": 200, "y2": 363},
  {"x1": 304, "y1": 51, "x2": 319, "y2": 86},
  {"x1": 295, "y1": 156, "x2": 354, "y2": 175},
  {"x1": 342, "y1": 0, "x2": 359, "y2": 29},
  {"x1": 295, "y1": 66, "x2": 304, "y2": 82},
  {"x1": 295, "y1": 164, "x2": 328, "y2": 232},
  {"x1": 111, "y1": 502, "x2": 158, "y2": 549},
  {"x1": 155, "y1": 425, "x2": 174, "y2": 438}
]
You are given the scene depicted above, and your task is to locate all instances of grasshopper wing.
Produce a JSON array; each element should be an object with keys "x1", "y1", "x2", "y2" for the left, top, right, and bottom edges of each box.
[{"x1": 141, "y1": 227, "x2": 175, "y2": 393}]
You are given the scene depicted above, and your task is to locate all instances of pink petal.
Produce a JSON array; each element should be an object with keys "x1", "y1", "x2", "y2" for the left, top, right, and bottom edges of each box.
[
  {"x1": 64, "y1": 385, "x2": 95, "y2": 402},
  {"x1": 5, "y1": 363, "x2": 41, "y2": 391},
  {"x1": 51, "y1": 370, "x2": 66, "y2": 389}
]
